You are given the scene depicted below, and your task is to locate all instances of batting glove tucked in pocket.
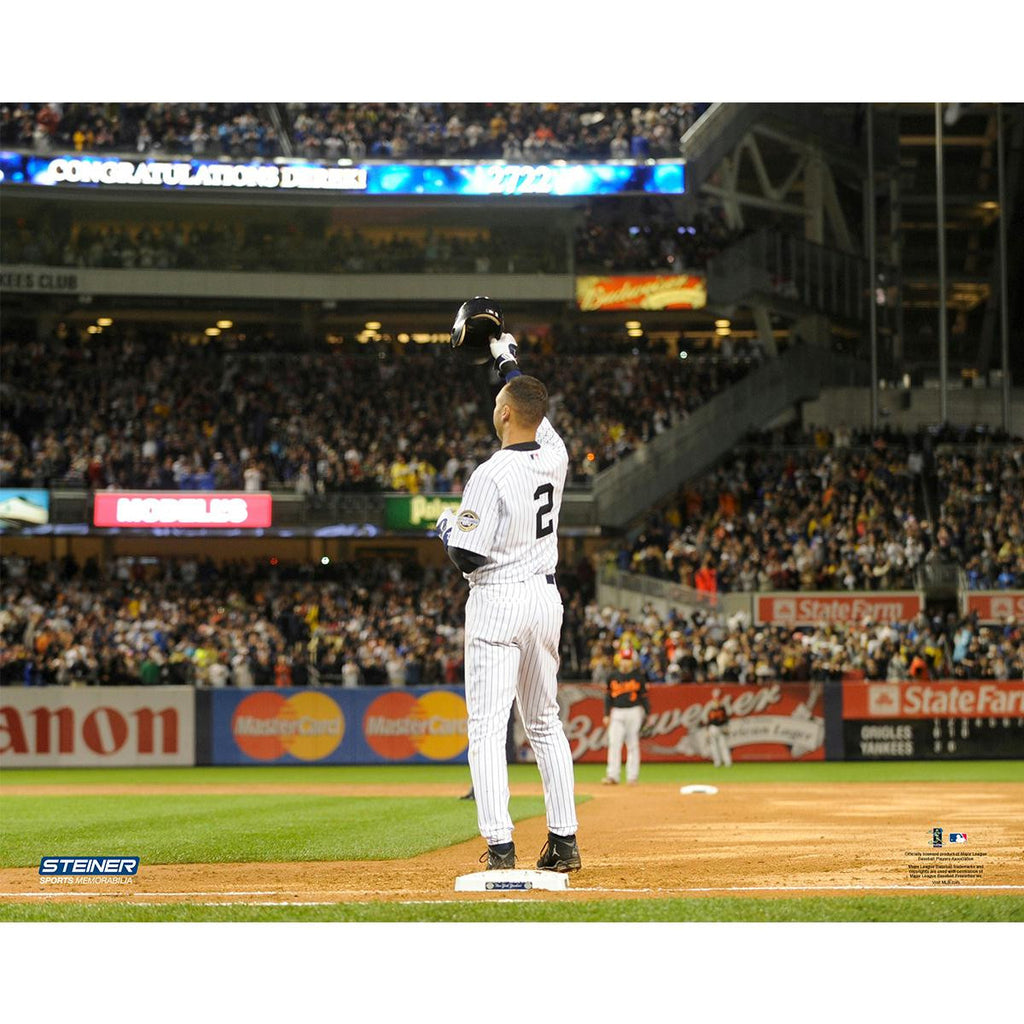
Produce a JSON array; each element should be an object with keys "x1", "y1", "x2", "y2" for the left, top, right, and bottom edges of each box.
[{"x1": 435, "y1": 508, "x2": 456, "y2": 548}]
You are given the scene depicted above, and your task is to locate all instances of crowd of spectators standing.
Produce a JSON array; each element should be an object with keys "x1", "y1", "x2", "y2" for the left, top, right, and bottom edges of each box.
[
  {"x1": 618, "y1": 425, "x2": 1024, "y2": 593},
  {"x1": 1, "y1": 102, "x2": 708, "y2": 162},
  {"x1": 1, "y1": 103, "x2": 283, "y2": 159},
  {"x1": 3, "y1": 554, "x2": 1020, "y2": 689},
  {"x1": 580, "y1": 602, "x2": 1024, "y2": 684},
  {"x1": 0, "y1": 329, "x2": 758, "y2": 495}
]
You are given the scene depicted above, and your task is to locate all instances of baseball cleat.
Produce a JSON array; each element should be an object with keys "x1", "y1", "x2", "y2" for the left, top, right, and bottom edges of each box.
[
  {"x1": 536, "y1": 834, "x2": 581, "y2": 872},
  {"x1": 601, "y1": 776, "x2": 618, "y2": 785},
  {"x1": 480, "y1": 842, "x2": 516, "y2": 870}
]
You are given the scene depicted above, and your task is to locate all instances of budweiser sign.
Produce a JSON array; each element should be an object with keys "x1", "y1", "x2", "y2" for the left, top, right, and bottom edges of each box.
[
  {"x1": 93, "y1": 491, "x2": 272, "y2": 528},
  {"x1": 964, "y1": 592, "x2": 1024, "y2": 623},
  {"x1": 756, "y1": 592, "x2": 922, "y2": 626},
  {"x1": 575, "y1": 274, "x2": 707, "y2": 311},
  {"x1": 844, "y1": 681, "x2": 1024, "y2": 720},
  {"x1": 528, "y1": 683, "x2": 825, "y2": 763}
]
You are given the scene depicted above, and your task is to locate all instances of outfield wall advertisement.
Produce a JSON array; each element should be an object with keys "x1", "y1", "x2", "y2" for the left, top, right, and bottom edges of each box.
[
  {"x1": 0, "y1": 687, "x2": 195, "y2": 767},
  {"x1": 545, "y1": 682, "x2": 827, "y2": 764},
  {"x1": 841, "y1": 680, "x2": 1024, "y2": 760},
  {"x1": 963, "y1": 591, "x2": 1024, "y2": 623},
  {"x1": 756, "y1": 592, "x2": 923, "y2": 626},
  {"x1": 207, "y1": 687, "x2": 470, "y2": 765}
]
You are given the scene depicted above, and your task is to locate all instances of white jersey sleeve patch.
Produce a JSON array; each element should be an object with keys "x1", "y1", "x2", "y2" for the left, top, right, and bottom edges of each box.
[{"x1": 453, "y1": 471, "x2": 499, "y2": 558}]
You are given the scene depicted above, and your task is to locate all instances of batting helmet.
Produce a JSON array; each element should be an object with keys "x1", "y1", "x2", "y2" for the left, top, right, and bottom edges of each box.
[{"x1": 450, "y1": 296, "x2": 504, "y2": 350}]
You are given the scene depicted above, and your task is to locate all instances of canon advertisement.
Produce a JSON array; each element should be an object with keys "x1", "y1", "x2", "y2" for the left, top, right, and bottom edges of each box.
[
  {"x1": 841, "y1": 680, "x2": 1024, "y2": 760},
  {"x1": 93, "y1": 492, "x2": 272, "y2": 529},
  {"x1": 542, "y1": 682, "x2": 826, "y2": 764},
  {"x1": 0, "y1": 687, "x2": 195, "y2": 767}
]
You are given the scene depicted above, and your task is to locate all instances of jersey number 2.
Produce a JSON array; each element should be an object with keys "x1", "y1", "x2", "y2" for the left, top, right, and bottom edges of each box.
[{"x1": 534, "y1": 483, "x2": 554, "y2": 538}]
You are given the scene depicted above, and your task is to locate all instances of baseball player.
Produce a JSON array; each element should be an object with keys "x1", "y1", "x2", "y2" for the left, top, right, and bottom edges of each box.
[
  {"x1": 602, "y1": 643, "x2": 650, "y2": 786},
  {"x1": 705, "y1": 690, "x2": 732, "y2": 767},
  {"x1": 436, "y1": 324, "x2": 581, "y2": 874}
]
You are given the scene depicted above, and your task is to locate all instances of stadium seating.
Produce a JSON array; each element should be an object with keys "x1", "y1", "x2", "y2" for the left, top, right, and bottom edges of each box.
[
  {"x1": 618, "y1": 433, "x2": 1024, "y2": 592},
  {"x1": 0, "y1": 332, "x2": 758, "y2": 493},
  {"x1": 3, "y1": 554, "x2": 1020, "y2": 687}
]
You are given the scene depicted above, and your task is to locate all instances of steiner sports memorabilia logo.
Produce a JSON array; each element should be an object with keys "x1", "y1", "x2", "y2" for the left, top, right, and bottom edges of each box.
[{"x1": 39, "y1": 856, "x2": 139, "y2": 885}]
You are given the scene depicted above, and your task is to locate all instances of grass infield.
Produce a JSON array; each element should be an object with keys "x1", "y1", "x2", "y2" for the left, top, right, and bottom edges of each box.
[
  {"x1": 2, "y1": 894, "x2": 1023, "y2": 923},
  {"x1": 2, "y1": 760, "x2": 1021, "y2": 922}
]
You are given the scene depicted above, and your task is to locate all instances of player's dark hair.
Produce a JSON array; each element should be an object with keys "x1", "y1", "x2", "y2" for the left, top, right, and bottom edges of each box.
[{"x1": 505, "y1": 374, "x2": 548, "y2": 428}]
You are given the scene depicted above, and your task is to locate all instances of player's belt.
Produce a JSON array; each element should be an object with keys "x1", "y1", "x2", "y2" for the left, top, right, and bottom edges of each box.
[{"x1": 545, "y1": 574, "x2": 556, "y2": 585}]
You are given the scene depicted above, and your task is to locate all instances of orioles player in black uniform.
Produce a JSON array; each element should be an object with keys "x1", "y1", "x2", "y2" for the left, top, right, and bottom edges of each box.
[
  {"x1": 705, "y1": 691, "x2": 732, "y2": 767},
  {"x1": 602, "y1": 644, "x2": 650, "y2": 786}
]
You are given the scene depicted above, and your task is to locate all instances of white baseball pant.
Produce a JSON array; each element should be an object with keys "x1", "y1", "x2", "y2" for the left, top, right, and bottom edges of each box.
[
  {"x1": 606, "y1": 704, "x2": 645, "y2": 783},
  {"x1": 706, "y1": 724, "x2": 732, "y2": 767},
  {"x1": 464, "y1": 576, "x2": 577, "y2": 846}
]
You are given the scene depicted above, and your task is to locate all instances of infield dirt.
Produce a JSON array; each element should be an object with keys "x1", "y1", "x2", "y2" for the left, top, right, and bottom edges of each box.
[{"x1": 2, "y1": 782, "x2": 1022, "y2": 904}]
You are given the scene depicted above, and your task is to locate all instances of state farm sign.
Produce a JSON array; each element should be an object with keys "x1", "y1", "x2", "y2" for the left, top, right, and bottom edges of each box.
[
  {"x1": 0, "y1": 687, "x2": 195, "y2": 766},
  {"x1": 93, "y1": 491, "x2": 272, "y2": 528},
  {"x1": 756, "y1": 592, "x2": 922, "y2": 626},
  {"x1": 843, "y1": 681, "x2": 1024, "y2": 720},
  {"x1": 964, "y1": 592, "x2": 1024, "y2": 623}
]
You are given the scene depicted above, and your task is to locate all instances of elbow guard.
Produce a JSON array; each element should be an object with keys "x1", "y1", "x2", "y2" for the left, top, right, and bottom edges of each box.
[{"x1": 448, "y1": 546, "x2": 487, "y2": 575}]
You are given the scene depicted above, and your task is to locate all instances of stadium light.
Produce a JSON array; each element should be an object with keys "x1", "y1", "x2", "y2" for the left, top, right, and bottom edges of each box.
[
  {"x1": 205, "y1": 327, "x2": 221, "y2": 337},
  {"x1": 96, "y1": 317, "x2": 113, "y2": 327},
  {"x1": 216, "y1": 320, "x2": 233, "y2": 329}
]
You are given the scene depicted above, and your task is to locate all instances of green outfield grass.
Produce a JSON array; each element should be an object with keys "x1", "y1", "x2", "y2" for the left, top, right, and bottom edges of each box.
[
  {"x1": 2, "y1": 761, "x2": 1020, "y2": 923},
  {"x1": 3, "y1": 759, "x2": 1023, "y2": 787},
  {"x1": 2, "y1": 894, "x2": 1022, "y2": 923}
]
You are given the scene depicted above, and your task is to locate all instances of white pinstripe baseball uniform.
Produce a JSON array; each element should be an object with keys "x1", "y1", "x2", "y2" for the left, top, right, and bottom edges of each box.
[{"x1": 444, "y1": 413, "x2": 578, "y2": 848}]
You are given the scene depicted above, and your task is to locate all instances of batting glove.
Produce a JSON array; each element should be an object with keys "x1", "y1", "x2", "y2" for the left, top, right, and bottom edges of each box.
[
  {"x1": 435, "y1": 507, "x2": 455, "y2": 548},
  {"x1": 489, "y1": 333, "x2": 521, "y2": 380}
]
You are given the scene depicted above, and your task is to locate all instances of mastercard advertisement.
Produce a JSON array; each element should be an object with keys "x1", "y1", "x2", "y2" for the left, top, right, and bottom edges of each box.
[{"x1": 207, "y1": 687, "x2": 470, "y2": 764}]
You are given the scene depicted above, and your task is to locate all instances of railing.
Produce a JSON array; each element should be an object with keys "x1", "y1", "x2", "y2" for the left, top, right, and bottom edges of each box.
[{"x1": 708, "y1": 227, "x2": 887, "y2": 323}]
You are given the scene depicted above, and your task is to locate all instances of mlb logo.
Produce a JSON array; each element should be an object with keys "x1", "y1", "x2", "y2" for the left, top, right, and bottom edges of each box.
[
  {"x1": 949, "y1": 833, "x2": 967, "y2": 844},
  {"x1": 868, "y1": 684, "x2": 901, "y2": 717},
  {"x1": 774, "y1": 598, "x2": 796, "y2": 623}
]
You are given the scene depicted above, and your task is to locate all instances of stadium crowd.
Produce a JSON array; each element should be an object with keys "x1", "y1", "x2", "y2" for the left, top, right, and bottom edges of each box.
[
  {"x1": 580, "y1": 601, "x2": 1024, "y2": 684},
  {"x1": 1, "y1": 218, "x2": 568, "y2": 276},
  {"x1": 2, "y1": 555, "x2": 1021, "y2": 689},
  {"x1": 1, "y1": 102, "x2": 708, "y2": 161},
  {"x1": 3, "y1": 197, "x2": 734, "y2": 277},
  {"x1": 0, "y1": 331, "x2": 759, "y2": 494},
  {"x1": 618, "y1": 429, "x2": 1024, "y2": 593}
]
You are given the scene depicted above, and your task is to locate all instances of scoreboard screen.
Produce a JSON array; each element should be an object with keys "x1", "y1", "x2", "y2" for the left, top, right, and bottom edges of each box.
[{"x1": 841, "y1": 681, "x2": 1024, "y2": 760}]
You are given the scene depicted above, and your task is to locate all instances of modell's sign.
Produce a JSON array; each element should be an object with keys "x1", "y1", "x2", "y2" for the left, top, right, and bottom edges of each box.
[
  {"x1": 93, "y1": 492, "x2": 272, "y2": 528},
  {"x1": 964, "y1": 591, "x2": 1024, "y2": 623},
  {"x1": 756, "y1": 592, "x2": 922, "y2": 626},
  {"x1": 575, "y1": 274, "x2": 707, "y2": 311},
  {"x1": 538, "y1": 682, "x2": 825, "y2": 764}
]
